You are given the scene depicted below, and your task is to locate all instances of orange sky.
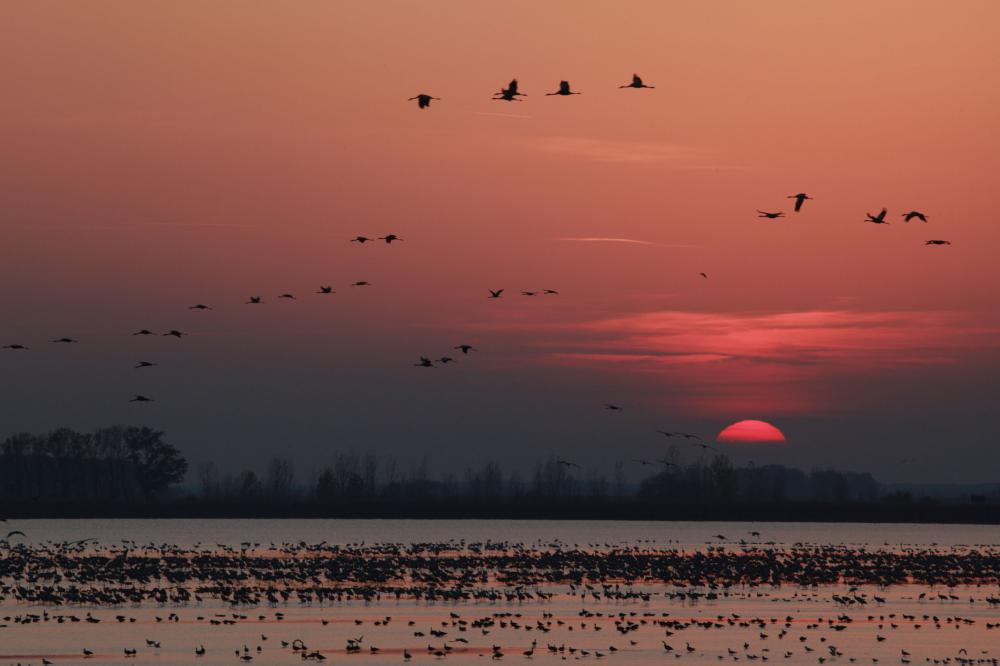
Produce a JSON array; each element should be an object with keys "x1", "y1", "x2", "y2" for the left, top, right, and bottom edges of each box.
[{"x1": 2, "y1": 1, "x2": 998, "y2": 481}]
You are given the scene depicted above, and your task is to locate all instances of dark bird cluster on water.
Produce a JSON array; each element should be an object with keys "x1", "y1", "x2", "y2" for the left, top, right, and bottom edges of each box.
[{"x1": 1, "y1": 537, "x2": 1000, "y2": 663}]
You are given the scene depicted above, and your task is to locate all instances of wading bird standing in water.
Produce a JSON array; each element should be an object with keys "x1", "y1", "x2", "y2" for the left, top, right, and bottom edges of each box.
[
  {"x1": 546, "y1": 80, "x2": 580, "y2": 96},
  {"x1": 865, "y1": 208, "x2": 889, "y2": 224},
  {"x1": 620, "y1": 73, "x2": 654, "y2": 89},
  {"x1": 787, "y1": 193, "x2": 813, "y2": 212},
  {"x1": 409, "y1": 94, "x2": 439, "y2": 109}
]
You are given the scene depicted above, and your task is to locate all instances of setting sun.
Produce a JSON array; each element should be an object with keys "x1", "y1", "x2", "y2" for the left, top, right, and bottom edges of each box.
[{"x1": 717, "y1": 420, "x2": 787, "y2": 444}]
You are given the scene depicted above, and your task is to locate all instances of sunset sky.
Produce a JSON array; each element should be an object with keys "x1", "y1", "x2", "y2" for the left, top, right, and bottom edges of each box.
[{"x1": 2, "y1": 1, "x2": 998, "y2": 482}]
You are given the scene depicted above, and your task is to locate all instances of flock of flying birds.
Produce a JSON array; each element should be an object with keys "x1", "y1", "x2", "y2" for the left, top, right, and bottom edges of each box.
[{"x1": 3, "y1": 73, "x2": 953, "y2": 409}]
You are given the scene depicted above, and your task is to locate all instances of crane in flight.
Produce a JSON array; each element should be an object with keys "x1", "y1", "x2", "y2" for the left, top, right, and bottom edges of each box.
[
  {"x1": 787, "y1": 193, "x2": 813, "y2": 212},
  {"x1": 865, "y1": 208, "x2": 889, "y2": 224},
  {"x1": 757, "y1": 210, "x2": 784, "y2": 219},
  {"x1": 620, "y1": 73, "x2": 654, "y2": 89},
  {"x1": 902, "y1": 210, "x2": 928, "y2": 222},
  {"x1": 408, "y1": 94, "x2": 439, "y2": 109},
  {"x1": 546, "y1": 80, "x2": 580, "y2": 96}
]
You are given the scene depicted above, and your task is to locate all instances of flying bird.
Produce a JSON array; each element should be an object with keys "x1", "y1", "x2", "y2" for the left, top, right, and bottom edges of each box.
[
  {"x1": 902, "y1": 210, "x2": 928, "y2": 222},
  {"x1": 4, "y1": 530, "x2": 26, "y2": 539},
  {"x1": 493, "y1": 79, "x2": 526, "y2": 101},
  {"x1": 414, "y1": 356, "x2": 435, "y2": 368},
  {"x1": 163, "y1": 330, "x2": 185, "y2": 338},
  {"x1": 52, "y1": 337, "x2": 77, "y2": 343},
  {"x1": 133, "y1": 329, "x2": 154, "y2": 336},
  {"x1": 546, "y1": 80, "x2": 580, "y2": 96},
  {"x1": 317, "y1": 286, "x2": 335, "y2": 294},
  {"x1": 925, "y1": 240, "x2": 951, "y2": 245},
  {"x1": 543, "y1": 289, "x2": 559, "y2": 294},
  {"x1": 521, "y1": 290, "x2": 537, "y2": 296},
  {"x1": 351, "y1": 281, "x2": 371, "y2": 286},
  {"x1": 188, "y1": 304, "x2": 212, "y2": 310},
  {"x1": 130, "y1": 394, "x2": 153, "y2": 403},
  {"x1": 379, "y1": 234, "x2": 402, "y2": 243},
  {"x1": 700, "y1": 272, "x2": 708, "y2": 279},
  {"x1": 865, "y1": 208, "x2": 889, "y2": 224},
  {"x1": 604, "y1": 403, "x2": 623, "y2": 411},
  {"x1": 135, "y1": 361, "x2": 156, "y2": 369},
  {"x1": 409, "y1": 94, "x2": 439, "y2": 109},
  {"x1": 620, "y1": 73, "x2": 654, "y2": 89},
  {"x1": 278, "y1": 293, "x2": 296, "y2": 300},
  {"x1": 454, "y1": 344, "x2": 476, "y2": 354},
  {"x1": 351, "y1": 236, "x2": 373, "y2": 243},
  {"x1": 3, "y1": 343, "x2": 28, "y2": 350},
  {"x1": 556, "y1": 459, "x2": 581, "y2": 468},
  {"x1": 757, "y1": 210, "x2": 784, "y2": 219},
  {"x1": 488, "y1": 289, "x2": 504, "y2": 298},
  {"x1": 246, "y1": 296, "x2": 262, "y2": 304},
  {"x1": 787, "y1": 193, "x2": 813, "y2": 212},
  {"x1": 437, "y1": 356, "x2": 456, "y2": 364}
]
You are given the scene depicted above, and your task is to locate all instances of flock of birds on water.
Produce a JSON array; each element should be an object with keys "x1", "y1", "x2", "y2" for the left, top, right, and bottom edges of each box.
[{"x1": 1, "y1": 536, "x2": 1000, "y2": 664}]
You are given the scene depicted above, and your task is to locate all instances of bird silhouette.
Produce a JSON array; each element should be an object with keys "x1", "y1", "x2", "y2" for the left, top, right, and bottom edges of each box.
[
  {"x1": 188, "y1": 304, "x2": 212, "y2": 310},
  {"x1": 135, "y1": 361, "x2": 156, "y2": 369},
  {"x1": 620, "y1": 73, "x2": 654, "y2": 89},
  {"x1": 543, "y1": 289, "x2": 559, "y2": 294},
  {"x1": 865, "y1": 208, "x2": 889, "y2": 224},
  {"x1": 757, "y1": 210, "x2": 784, "y2": 219},
  {"x1": 4, "y1": 343, "x2": 29, "y2": 350},
  {"x1": 546, "y1": 80, "x2": 580, "y2": 96},
  {"x1": 5, "y1": 530, "x2": 26, "y2": 539},
  {"x1": 351, "y1": 236, "x2": 373, "y2": 243},
  {"x1": 52, "y1": 337, "x2": 78, "y2": 343},
  {"x1": 700, "y1": 272, "x2": 708, "y2": 279},
  {"x1": 556, "y1": 459, "x2": 581, "y2": 468},
  {"x1": 454, "y1": 344, "x2": 476, "y2": 354},
  {"x1": 925, "y1": 240, "x2": 951, "y2": 245},
  {"x1": 246, "y1": 296, "x2": 262, "y2": 304},
  {"x1": 378, "y1": 234, "x2": 402, "y2": 243},
  {"x1": 521, "y1": 290, "x2": 538, "y2": 296},
  {"x1": 130, "y1": 394, "x2": 153, "y2": 403},
  {"x1": 437, "y1": 356, "x2": 456, "y2": 364},
  {"x1": 132, "y1": 329, "x2": 154, "y2": 335},
  {"x1": 788, "y1": 193, "x2": 813, "y2": 212},
  {"x1": 488, "y1": 289, "x2": 504, "y2": 298},
  {"x1": 902, "y1": 210, "x2": 928, "y2": 222},
  {"x1": 317, "y1": 286, "x2": 335, "y2": 294},
  {"x1": 604, "y1": 403, "x2": 623, "y2": 411},
  {"x1": 278, "y1": 293, "x2": 296, "y2": 300},
  {"x1": 163, "y1": 330, "x2": 185, "y2": 338},
  {"x1": 352, "y1": 281, "x2": 371, "y2": 286},
  {"x1": 409, "y1": 94, "x2": 439, "y2": 109},
  {"x1": 414, "y1": 356, "x2": 435, "y2": 368},
  {"x1": 493, "y1": 79, "x2": 526, "y2": 101}
]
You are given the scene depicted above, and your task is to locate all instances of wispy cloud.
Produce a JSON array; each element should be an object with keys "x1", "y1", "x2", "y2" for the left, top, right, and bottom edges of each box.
[
  {"x1": 468, "y1": 308, "x2": 1000, "y2": 416},
  {"x1": 556, "y1": 237, "x2": 699, "y2": 248},
  {"x1": 535, "y1": 137, "x2": 700, "y2": 164}
]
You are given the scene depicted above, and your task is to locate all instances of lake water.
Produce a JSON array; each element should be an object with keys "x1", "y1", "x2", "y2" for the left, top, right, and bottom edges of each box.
[{"x1": 2, "y1": 520, "x2": 999, "y2": 665}]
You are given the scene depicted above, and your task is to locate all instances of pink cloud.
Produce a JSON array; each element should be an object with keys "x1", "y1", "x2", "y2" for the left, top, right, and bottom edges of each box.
[{"x1": 470, "y1": 309, "x2": 1000, "y2": 417}]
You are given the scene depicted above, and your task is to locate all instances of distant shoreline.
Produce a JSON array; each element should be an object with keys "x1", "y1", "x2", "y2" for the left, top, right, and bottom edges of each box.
[{"x1": 4, "y1": 498, "x2": 999, "y2": 524}]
